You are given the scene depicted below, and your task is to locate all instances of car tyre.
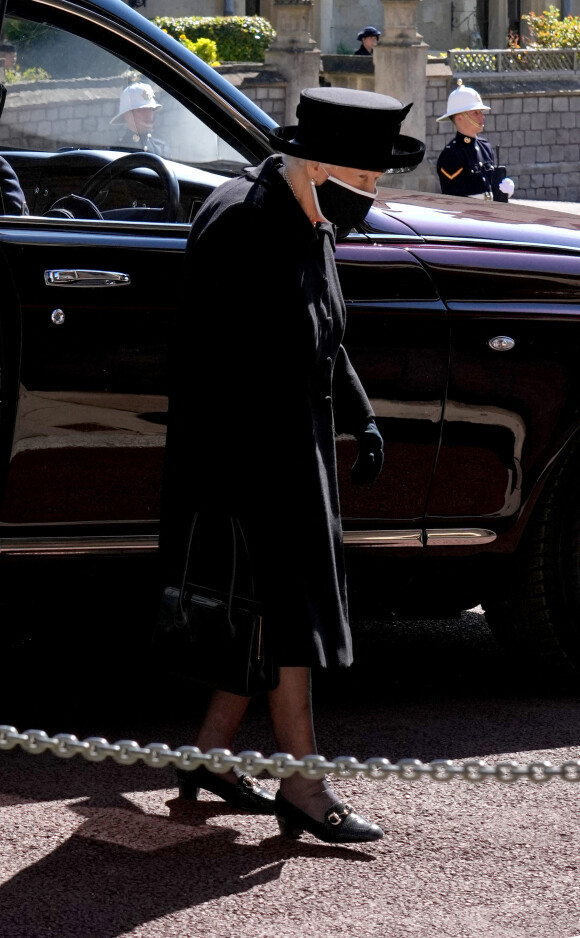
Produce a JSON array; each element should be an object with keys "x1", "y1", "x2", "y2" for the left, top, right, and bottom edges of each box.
[{"x1": 483, "y1": 437, "x2": 580, "y2": 684}]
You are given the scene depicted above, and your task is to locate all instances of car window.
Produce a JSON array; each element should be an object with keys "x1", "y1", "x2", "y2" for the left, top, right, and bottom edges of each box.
[{"x1": 0, "y1": 15, "x2": 245, "y2": 220}]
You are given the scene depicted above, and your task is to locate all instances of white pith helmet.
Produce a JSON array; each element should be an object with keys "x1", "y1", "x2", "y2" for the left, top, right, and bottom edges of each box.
[
  {"x1": 110, "y1": 82, "x2": 162, "y2": 125},
  {"x1": 436, "y1": 79, "x2": 490, "y2": 122}
]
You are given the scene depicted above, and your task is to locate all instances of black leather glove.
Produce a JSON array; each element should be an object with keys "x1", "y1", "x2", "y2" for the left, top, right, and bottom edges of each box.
[{"x1": 350, "y1": 418, "x2": 384, "y2": 485}]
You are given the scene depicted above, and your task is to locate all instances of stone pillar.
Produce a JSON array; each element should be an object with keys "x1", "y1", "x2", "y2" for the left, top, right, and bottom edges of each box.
[
  {"x1": 264, "y1": 0, "x2": 321, "y2": 124},
  {"x1": 313, "y1": 0, "x2": 333, "y2": 55},
  {"x1": 487, "y1": 0, "x2": 509, "y2": 48},
  {"x1": 450, "y1": 0, "x2": 480, "y2": 47},
  {"x1": 374, "y1": 0, "x2": 428, "y2": 146}
]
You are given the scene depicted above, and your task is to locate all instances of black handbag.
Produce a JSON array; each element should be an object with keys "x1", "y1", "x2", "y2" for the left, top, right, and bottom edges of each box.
[{"x1": 154, "y1": 513, "x2": 279, "y2": 697}]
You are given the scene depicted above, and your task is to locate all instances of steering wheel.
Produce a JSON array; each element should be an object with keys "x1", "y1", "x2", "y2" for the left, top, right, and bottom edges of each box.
[{"x1": 79, "y1": 151, "x2": 180, "y2": 222}]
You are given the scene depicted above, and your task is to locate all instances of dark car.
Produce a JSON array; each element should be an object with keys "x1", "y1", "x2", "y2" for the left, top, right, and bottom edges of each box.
[{"x1": 1, "y1": 0, "x2": 580, "y2": 677}]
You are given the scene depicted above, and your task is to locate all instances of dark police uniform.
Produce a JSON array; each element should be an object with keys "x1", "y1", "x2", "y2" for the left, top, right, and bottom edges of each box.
[
  {"x1": 437, "y1": 132, "x2": 507, "y2": 202},
  {"x1": 116, "y1": 129, "x2": 170, "y2": 158}
]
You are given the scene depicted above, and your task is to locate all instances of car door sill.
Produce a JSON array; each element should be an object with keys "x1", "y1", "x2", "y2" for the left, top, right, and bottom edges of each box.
[
  {"x1": 344, "y1": 528, "x2": 497, "y2": 547},
  {"x1": 0, "y1": 527, "x2": 497, "y2": 557}
]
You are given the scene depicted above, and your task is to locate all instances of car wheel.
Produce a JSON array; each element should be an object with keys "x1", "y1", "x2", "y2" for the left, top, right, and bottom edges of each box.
[{"x1": 483, "y1": 437, "x2": 580, "y2": 681}]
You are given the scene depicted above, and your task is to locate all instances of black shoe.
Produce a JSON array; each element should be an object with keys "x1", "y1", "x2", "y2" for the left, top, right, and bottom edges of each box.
[
  {"x1": 275, "y1": 792, "x2": 384, "y2": 844},
  {"x1": 176, "y1": 765, "x2": 276, "y2": 814}
]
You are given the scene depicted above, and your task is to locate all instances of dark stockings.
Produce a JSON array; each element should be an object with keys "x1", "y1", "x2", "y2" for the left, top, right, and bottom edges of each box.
[{"x1": 193, "y1": 666, "x2": 338, "y2": 821}]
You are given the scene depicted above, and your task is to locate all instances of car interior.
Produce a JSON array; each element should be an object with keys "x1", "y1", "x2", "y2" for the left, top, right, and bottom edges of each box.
[{"x1": 0, "y1": 15, "x2": 248, "y2": 223}]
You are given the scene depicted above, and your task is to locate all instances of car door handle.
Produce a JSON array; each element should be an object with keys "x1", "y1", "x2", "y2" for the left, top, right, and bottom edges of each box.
[{"x1": 44, "y1": 269, "x2": 131, "y2": 287}]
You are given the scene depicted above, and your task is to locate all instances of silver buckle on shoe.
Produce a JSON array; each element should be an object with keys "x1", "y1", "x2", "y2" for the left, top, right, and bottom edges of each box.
[
  {"x1": 328, "y1": 804, "x2": 353, "y2": 826},
  {"x1": 241, "y1": 775, "x2": 257, "y2": 790}
]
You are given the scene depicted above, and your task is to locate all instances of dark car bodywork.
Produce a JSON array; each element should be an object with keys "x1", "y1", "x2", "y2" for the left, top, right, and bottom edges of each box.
[{"x1": 2, "y1": 0, "x2": 580, "y2": 673}]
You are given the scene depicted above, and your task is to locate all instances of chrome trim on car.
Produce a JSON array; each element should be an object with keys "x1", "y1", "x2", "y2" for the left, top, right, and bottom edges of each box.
[
  {"x1": 339, "y1": 231, "x2": 580, "y2": 256},
  {"x1": 447, "y1": 301, "x2": 580, "y2": 316},
  {"x1": 425, "y1": 528, "x2": 497, "y2": 545},
  {"x1": 421, "y1": 235, "x2": 580, "y2": 255},
  {"x1": 0, "y1": 527, "x2": 497, "y2": 556},
  {"x1": 342, "y1": 530, "x2": 423, "y2": 547},
  {"x1": 0, "y1": 536, "x2": 158, "y2": 557},
  {"x1": 45, "y1": 269, "x2": 130, "y2": 287},
  {"x1": 488, "y1": 336, "x2": 515, "y2": 351},
  {"x1": 345, "y1": 233, "x2": 424, "y2": 244}
]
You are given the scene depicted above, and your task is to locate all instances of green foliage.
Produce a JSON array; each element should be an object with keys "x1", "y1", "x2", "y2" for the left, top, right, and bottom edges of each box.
[
  {"x1": 336, "y1": 40, "x2": 354, "y2": 54},
  {"x1": 5, "y1": 65, "x2": 51, "y2": 82},
  {"x1": 178, "y1": 34, "x2": 220, "y2": 67},
  {"x1": 522, "y1": 5, "x2": 580, "y2": 47},
  {"x1": 2, "y1": 18, "x2": 51, "y2": 45},
  {"x1": 154, "y1": 15, "x2": 276, "y2": 63}
]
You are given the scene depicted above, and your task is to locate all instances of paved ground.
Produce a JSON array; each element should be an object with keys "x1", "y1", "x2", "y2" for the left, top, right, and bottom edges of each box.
[{"x1": 2, "y1": 587, "x2": 580, "y2": 938}]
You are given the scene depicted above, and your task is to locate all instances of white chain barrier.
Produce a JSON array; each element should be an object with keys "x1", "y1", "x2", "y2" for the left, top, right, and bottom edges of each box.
[{"x1": 2, "y1": 725, "x2": 580, "y2": 783}]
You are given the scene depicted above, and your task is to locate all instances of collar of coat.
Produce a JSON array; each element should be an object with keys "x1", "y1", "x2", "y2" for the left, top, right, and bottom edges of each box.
[{"x1": 244, "y1": 156, "x2": 337, "y2": 248}]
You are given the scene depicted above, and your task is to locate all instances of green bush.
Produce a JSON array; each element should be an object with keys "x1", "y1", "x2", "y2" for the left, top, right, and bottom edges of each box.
[
  {"x1": 154, "y1": 15, "x2": 276, "y2": 63},
  {"x1": 5, "y1": 65, "x2": 51, "y2": 82},
  {"x1": 522, "y1": 5, "x2": 580, "y2": 47}
]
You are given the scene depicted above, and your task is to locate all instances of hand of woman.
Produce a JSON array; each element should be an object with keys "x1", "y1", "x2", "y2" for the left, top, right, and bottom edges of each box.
[{"x1": 350, "y1": 418, "x2": 384, "y2": 485}]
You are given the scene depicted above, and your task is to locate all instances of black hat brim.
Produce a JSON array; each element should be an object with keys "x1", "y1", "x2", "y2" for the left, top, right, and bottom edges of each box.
[{"x1": 268, "y1": 126, "x2": 425, "y2": 174}]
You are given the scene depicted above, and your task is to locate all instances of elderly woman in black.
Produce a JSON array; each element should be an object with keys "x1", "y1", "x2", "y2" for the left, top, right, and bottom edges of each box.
[{"x1": 160, "y1": 87, "x2": 424, "y2": 845}]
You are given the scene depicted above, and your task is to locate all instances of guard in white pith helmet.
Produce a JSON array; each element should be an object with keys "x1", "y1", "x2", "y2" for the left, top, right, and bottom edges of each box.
[
  {"x1": 436, "y1": 79, "x2": 514, "y2": 202},
  {"x1": 110, "y1": 82, "x2": 170, "y2": 157}
]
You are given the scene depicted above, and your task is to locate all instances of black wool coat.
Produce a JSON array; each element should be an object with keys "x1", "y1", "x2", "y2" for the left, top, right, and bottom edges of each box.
[{"x1": 159, "y1": 155, "x2": 374, "y2": 668}]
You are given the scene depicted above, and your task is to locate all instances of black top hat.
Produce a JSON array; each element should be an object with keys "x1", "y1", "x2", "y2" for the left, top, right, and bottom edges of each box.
[
  {"x1": 268, "y1": 87, "x2": 425, "y2": 174},
  {"x1": 357, "y1": 26, "x2": 381, "y2": 41}
]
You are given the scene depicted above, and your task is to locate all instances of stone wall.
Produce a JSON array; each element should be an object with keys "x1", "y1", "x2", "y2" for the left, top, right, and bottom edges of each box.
[
  {"x1": 425, "y1": 64, "x2": 580, "y2": 200},
  {"x1": 3, "y1": 66, "x2": 580, "y2": 201},
  {"x1": 0, "y1": 77, "x2": 122, "y2": 150},
  {"x1": 215, "y1": 63, "x2": 287, "y2": 124},
  {"x1": 0, "y1": 70, "x2": 286, "y2": 153},
  {"x1": 320, "y1": 57, "x2": 580, "y2": 200}
]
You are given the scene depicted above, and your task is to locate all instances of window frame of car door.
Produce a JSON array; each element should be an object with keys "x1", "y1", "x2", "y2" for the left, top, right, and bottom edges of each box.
[{"x1": 1, "y1": 0, "x2": 274, "y2": 228}]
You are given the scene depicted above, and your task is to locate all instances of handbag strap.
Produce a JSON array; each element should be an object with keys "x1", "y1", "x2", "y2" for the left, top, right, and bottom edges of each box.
[{"x1": 176, "y1": 513, "x2": 252, "y2": 627}]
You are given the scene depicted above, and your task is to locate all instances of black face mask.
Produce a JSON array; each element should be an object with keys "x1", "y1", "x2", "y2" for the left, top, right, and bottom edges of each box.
[{"x1": 311, "y1": 171, "x2": 376, "y2": 229}]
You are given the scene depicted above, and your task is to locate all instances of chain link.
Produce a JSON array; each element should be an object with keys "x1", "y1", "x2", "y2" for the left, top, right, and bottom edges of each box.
[{"x1": 2, "y1": 725, "x2": 580, "y2": 783}]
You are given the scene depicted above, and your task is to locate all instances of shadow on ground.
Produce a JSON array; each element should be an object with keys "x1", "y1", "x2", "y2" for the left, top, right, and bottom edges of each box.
[{"x1": 2, "y1": 552, "x2": 579, "y2": 784}]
